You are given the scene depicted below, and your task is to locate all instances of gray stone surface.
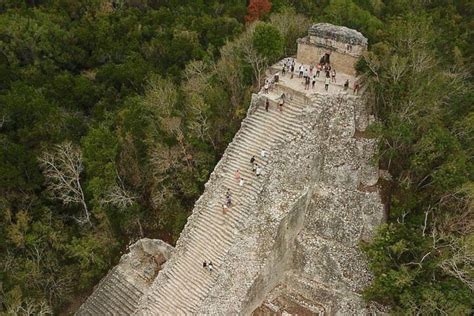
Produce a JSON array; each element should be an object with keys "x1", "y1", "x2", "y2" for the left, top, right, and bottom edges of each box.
[
  {"x1": 196, "y1": 91, "x2": 385, "y2": 315},
  {"x1": 76, "y1": 239, "x2": 173, "y2": 316},
  {"x1": 309, "y1": 23, "x2": 368, "y2": 46}
]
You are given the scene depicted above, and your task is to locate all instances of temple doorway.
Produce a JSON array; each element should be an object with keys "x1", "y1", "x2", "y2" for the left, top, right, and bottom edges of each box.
[{"x1": 319, "y1": 52, "x2": 331, "y2": 65}]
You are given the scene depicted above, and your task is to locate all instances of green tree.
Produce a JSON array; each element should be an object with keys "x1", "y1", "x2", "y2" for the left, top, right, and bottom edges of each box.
[
  {"x1": 252, "y1": 23, "x2": 284, "y2": 62},
  {"x1": 360, "y1": 12, "x2": 474, "y2": 313},
  {"x1": 323, "y1": 0, "x2": 383, "y2": 41}
]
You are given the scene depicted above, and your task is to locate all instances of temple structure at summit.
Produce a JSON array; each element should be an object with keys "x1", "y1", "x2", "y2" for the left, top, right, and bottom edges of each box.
[
  {"x1": 297, "y1": 23, "x2": 368, "y2": 76},
  {"x1": 77, "y1": 23, "x2": 386, "y2": 315}
]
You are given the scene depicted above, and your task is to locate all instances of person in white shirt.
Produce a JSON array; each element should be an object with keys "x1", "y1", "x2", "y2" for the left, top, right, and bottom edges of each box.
[
  {"x1": 325, "y1": 77, "x2": 330, "y2": 91},
  {"x1": 222, "y1": 203, "x2": 228, "y2": 215}
]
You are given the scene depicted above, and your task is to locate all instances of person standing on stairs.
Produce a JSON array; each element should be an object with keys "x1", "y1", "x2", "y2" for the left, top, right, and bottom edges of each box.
[
  {"x1": 354, "y1": 82, "x2": 360, "y2": 94},
  {"x1": 225, "y1": 189, "x2": 232, "y2": 207},
  {"x1": 261, "y1": 150, "x2": 267, "y2": 159},
  {"x1": 234, "y1": 169, "x2": 241, "y2": 182},
  {"x1": 265, "y1": 98, "x2": 270, "y2": 112},
  {"x1": 274, "y1": 72, "x2": 279, "y2": 83},
  {"x1": 255, "y1": 165, "x2": 262, "y2": 177},
  {"x1": 312, "y1": 75, "x2": 316, "y2": 89},
  {"x1": 222, "y1": 203, "x2": 229, "y2": 215},
  {"x1": 344, "y1": 79, "x2": 349, "y2": 91},
  {"x1": 250, "y1": 155, "x2": 256, "y2": 165},
  {"x1": 290, "y1": 62, "x2": 295, "y2": 79},
  {"x1": 208, "y1": 261, "x2": 214, "y2": 272},
  {"x1": 316, "y1": 63, "x2": 321, "y2": 77},
  {"x1": 239, "y1": 178, "x2": 245, "y2": 187},
  {"x1": 325, "y1": 76, "x2": 330, "y2": 92},
  {"x1": 331, "y1": 69, "x2": 337, "y2": 83},
  {"x1": 325, "y1": 64, "x2": 331, "y2": 78},
  {"x1": 279, "y1": 98, "x2": 284, "y2": 112}
]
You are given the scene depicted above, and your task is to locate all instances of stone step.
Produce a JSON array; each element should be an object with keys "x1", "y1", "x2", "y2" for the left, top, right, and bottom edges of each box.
[
  {"x1": 103, "y1": 280, "x2": 139, "y2": 309},
  {"x1": 99, "y1": 283, "x2": 136, "y2": 314},
  {"x1": 181, "y1": 226, "x2": 232, "y2": 263}
]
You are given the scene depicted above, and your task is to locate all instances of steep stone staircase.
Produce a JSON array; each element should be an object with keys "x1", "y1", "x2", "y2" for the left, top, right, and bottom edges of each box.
[
  {"x1": 76, "y1": 239, "x2": 174, "y2": 316},
  {"x1": 80, "y1": 269, "x2": 145, "y2": 315},
  {"x1": 136, "y1": 84, "x2": 311, "y2": 314}
]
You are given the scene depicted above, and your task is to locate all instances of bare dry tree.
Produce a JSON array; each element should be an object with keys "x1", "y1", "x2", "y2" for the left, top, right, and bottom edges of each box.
[
  {"x1": 216, "y1": 44, "x2": 245, "y2": 109},
  {"x1": 0, "y1": 114, "x2": 9, "y2": 129},
  {"x1": 38, "y1": 142, "x2": 91, "y2": 225},
  {"x1": 439, "y1": 236, "x2": 474, "y2": 291},
  {"x1": 183, "y1": 60, "x2": 211, "y2": 95},
  {"x1": 269, "y1": 8, "x2": 310, "y2": 55},
  {"x1": 148, "y1": 144, "x2": 182, "y2": 210},
  {"x1": 101, "y1": 181, "x2": 137, "y2": 210},
  {"x1": 24, "y1": 244, "x2": 73, "y2": 307},
  {"x1": 150, "y1": 184, "x2": 174, "y2": 211},
  {"x1": 186, "y1": 94, "x2": 213, "y2": 145},
  {"x1": 161, "y1": 117, "x2": 192, "y2": 167},
  {"x1": 144, "y1": 75, "x2": 178, "y2": 118},
  {"x1": 182, "y1": 60, "x2": 215, "y2": 146},
  {"x1": 149, "y1": 143, "x2": 181, "y2": 180},
  {"x1": 5, "y1": 297, "x2": 52, "y2": 316},
  {"x1": 241, "y1": 43, "x2": 267, "y2": 90}
]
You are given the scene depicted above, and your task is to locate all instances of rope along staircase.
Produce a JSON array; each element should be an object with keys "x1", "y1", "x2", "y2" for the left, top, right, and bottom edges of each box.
[{"x1": 136, "y1": 83, "x2": 312, "y2": 315}]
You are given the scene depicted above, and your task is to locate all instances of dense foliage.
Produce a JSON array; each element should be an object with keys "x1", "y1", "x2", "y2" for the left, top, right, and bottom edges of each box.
[
  {"x1": 358, "y1": 3, "x2": 474, "y2": 313},
  {"x1": 0, "y1": 0, "x2": 310, "y2": 313},
  {"x1": 0, "y1": 0, "x2": 472, "y2": 314}
]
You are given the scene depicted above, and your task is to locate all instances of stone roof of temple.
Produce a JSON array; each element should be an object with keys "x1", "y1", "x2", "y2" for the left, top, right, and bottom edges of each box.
[{"x1": 309, "y1": 23, "x2": 368, "y2": 46}]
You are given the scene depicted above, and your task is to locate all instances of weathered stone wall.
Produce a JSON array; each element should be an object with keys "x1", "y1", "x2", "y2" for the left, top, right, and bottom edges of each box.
[
  {"x1": 240, "y1": 189, "x2": 311, "y2": 315},
  {"x1": 308, "y1": 35, "x2": 366, "y2": 55},
  {"x1": 296, "y1": 23, "x2": 368, "y2": 77},
  {"x1": 249, "y1": 92, "x2": 385, "y2": 315},
  {"x1": 297, "y1": 41, "x2": 360, "y2": 76}
]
